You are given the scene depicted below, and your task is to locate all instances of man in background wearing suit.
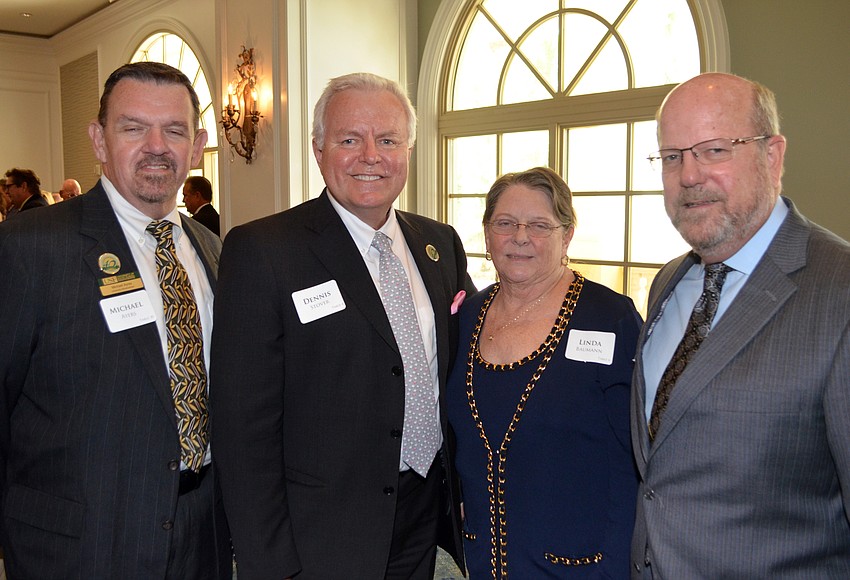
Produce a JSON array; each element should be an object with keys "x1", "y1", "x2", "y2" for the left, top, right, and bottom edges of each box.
[
  {"x1": 211, "y1": 72, "x2": 473, "y2": 580},
  {"x1": 631, "y1": 72, "x2": 850, "y2": 578},
  {"x1": 0, "y1": 62, "x2": 230, "y2": 579},
  {"x1": 183, "y1": 175, "x2": 220, "y2": 236},
  {"x1": 4, "y1": 168, "x2": 48, "y2": 215}
]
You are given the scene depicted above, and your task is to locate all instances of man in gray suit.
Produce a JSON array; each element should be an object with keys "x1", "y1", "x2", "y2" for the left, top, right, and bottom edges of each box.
[
  {"x1": 0, "y1": 62, "x2": 230, "y2": 579},
  {"x1": 631, "y1": 72, "x2": 850, "y2": 578}
]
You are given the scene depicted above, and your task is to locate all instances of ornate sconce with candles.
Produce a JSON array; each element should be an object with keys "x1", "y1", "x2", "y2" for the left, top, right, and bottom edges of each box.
[{"x1": 221, "y1": 46, "x2": 261, "y2": 164}]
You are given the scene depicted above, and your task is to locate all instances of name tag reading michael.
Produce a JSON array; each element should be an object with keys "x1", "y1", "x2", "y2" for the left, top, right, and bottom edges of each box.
[
  {"x1": 100, "y1": 289, "x2": 157, "y2": 333},
  {"x1": 565, "y1": 330, "x2": 616, "y2": 365},
  {"x1": 292, "y1": 280, "x2": 346, "y2": 324}
]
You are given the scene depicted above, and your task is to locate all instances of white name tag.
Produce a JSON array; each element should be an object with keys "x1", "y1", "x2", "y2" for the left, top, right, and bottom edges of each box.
[
  {"x1": 565, "y1": 329, "x2": 616, "y2": 365},
  {"x1": 292, "y1": 280, "x2": 346, "y2": 324},
  {"x1": 100, "y1": 289, "x2": 157, "y2": 333}
]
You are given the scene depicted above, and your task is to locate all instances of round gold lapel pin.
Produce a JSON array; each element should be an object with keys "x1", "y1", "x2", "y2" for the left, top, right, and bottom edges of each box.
[
  {"x1": 426, "y1": 244, "x2": 440, "y2": 262},
  {"x1": 98, "y1": 253, "x2": 121, "y2": 275}
]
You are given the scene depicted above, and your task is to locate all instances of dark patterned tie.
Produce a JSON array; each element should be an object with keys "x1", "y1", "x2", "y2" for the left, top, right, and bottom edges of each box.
[
  {"x1": 372, "y1": 232, "x2": 440, "y2": 476},
  {"x1": 147, "y1": 220, "x2": 209, "y2": 472},
  {"x1": 649, "y1": 262, "x2": 731, "y2": 441}
]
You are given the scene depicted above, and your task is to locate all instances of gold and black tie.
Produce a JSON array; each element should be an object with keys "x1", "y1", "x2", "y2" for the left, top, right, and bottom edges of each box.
[{"x1": 147, "y1": 220, "x2": 209, "y2": 472}]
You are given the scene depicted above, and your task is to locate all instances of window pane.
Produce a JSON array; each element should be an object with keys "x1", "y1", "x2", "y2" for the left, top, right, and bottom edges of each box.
[
  {"x1": 563, "y1": 13, "x2": 610, "y2": 92},
  {"x1": 201, "y1": 104, "x2": 219, "y2": 147},
  {"x1": 627, "y1": 266, "x2": 661, "y2": 319},
  {"x1": 564, "y1": 0, "x2": 630, "y2": 24},
  {"x1": 569, "y1": 195, "x2": 625, "y2": 261},
  {"x1": 452, "y1": 13, "x2": 511, "y2": 111},
  {"x1": 503, "y1": 55, "x2": 553, "y2": 105},
  {"x1": 632, "y1": 120, "x2": 661, "y2": 191},
  {"x1": 468, "y1": 256, "x2": 498, "y2": 292},
  {"x1": 448, "y1": 196, "x2": 487, "y2": 255},
  {"x1": 620, "y1": 0, "x2": 700, "y2": 87},
  {"x1": 570, "y1": 33, "x2": 628, "y2": 96},
  {"x1": 483, "y1": 0, "x2": 559, "y2": 42},
  {"x1": 630, "y1": 195, "x2": 689, "y2": 263},
  {"x1": 501, "y1": 131, "x2": 549, "y2": 174},
  {"x1": 509, "y1": 16, "x2": 558, "y2": 98},
  {"x1": 566, "y1": 124, "x2": 626, "y2": 192},
  {"x1": 449, "y1": 135, "x2": 497, "y2": 194},
  {"x1": 573, "y1": 263, "x2": 624, "y2": 295}
]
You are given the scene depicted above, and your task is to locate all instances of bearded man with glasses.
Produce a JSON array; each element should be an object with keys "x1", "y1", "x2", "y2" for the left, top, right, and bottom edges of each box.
[{"x1": 631, "y1": 72, "x2": 850, "y2": 579}]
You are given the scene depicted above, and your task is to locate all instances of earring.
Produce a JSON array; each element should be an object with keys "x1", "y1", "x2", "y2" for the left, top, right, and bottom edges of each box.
[
  {"x1": 485, "y1": 251, "x2": 492, "y2": 261},
  {"x1": 561, "y1": 255, "x2": 569, "y2": 266}
]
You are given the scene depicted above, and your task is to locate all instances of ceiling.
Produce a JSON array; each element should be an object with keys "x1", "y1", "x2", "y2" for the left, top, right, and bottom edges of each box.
[{"x1": 0, "y1": 0, "x2": 119, "y2": 39}]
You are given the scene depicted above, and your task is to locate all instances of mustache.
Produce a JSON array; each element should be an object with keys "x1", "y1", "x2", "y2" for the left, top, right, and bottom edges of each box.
[
  {"x1": 676, "y1": 187, "x2": 723, "y2": 204},
  {"x1": 135, "y1": 154, "x2": 176, "y2": 173}
]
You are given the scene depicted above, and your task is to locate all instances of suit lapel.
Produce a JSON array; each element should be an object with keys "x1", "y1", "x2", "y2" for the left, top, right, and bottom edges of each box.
[
  {"x1": 648, "y1": 202, "x2": 809, "y2": 452},
  {"x1": 79, "y1": 184, "x2": 176, "y2": 427},
  {"x1": 303, "y1": 192, "x2": 398, "y2": 352},
  {"x1": 397, "y1": 212, "x2": 451, "y2": 379},
  {"x1": 179, "y1": 213, "x2": 219, "y2": 290}
]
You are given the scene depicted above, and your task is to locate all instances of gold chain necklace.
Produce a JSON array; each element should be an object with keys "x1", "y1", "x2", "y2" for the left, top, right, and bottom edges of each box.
[
  {"x1": 465, "y1": 273, "x2": 584, "y2": 578},
  {"x1": 487, "y1": 272, "x2": 564, "y2": 341}
]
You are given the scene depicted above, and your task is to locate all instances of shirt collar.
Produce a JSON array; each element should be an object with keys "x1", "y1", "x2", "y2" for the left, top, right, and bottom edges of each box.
[
  {"x1": 101, "y1": 176, "x2": 185, "y2": 245},
  {"x1": 722, "y1": 197, "x2": 788, "y2": 275},
  {"x1": 326, "y1": 191, "x2": 401, "y2": 256}
]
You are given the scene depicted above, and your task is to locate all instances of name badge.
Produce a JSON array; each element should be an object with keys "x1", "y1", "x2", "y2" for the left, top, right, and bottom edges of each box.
[
  {"x1": 100, "y1": 289, "x2": 157, "y2": 333},
  {"x1": 565, "y1": 330, "x2": 616, "y2": 365},
  {"x1": 292, "y1": 280, "x2": 346, "y2": 324},
  {"x1": 99, "y1": 271, "x2": 144, "y2": 297}
]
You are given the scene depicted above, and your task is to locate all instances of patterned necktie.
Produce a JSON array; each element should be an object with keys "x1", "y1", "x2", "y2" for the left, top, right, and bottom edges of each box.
[
  {"x1": 146, "y1": 220, "x2": 209, "y2": 472},
  {"x1": 649, "y1": 262, "x2": 732, "y2": 442},
  {"x1": 372, "y1": 231, "x2": 440, "y2": 476}
]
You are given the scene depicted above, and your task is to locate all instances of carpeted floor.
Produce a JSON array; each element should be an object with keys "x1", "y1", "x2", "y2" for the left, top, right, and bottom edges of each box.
[{"x1": 434, "y1": 547, "x2": 465, "y2": 579}]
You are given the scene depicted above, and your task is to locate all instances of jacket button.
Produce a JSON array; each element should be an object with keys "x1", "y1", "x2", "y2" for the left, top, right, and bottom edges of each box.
[
  {"x1": 162, "y1": 520, "x2": 174, "y2": 530},
  {"x1": 644, "y1": 489, "x2": 655, "y2": 500},
  {"x1": 167, "y1": 460, "x2": 179, "y2": 471},
  {"x1": 390, "y1": 429, "x2": 402, "y2": 438},
  {"x1": 383, "y1": 486, "x2": 395, "y2": 495},
  {"x1": 634, "y1": 562, "x2": 642, "y2": 572},
  {"x1": 391, "y1": 366, "x2": 403, "y2": 377}
]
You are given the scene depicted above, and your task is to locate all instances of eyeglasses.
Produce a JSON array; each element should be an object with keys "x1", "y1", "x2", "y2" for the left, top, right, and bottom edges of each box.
[
  {"x1": 648, "y1": 135, "x2": 771, "y2": 172},
  {"x1": 487, "y1": 219, "x2": 563, "y2": 238}
]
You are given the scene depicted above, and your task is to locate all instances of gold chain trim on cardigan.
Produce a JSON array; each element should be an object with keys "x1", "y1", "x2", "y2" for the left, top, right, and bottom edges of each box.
[{"x1": 465, "y1": 273, "x2": 584, "y2": 579}]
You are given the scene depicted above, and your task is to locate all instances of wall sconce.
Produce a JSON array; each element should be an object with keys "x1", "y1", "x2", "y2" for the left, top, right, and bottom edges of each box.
[{"x1": 221, "y1": 46, "x2": 261, "y2": 164}]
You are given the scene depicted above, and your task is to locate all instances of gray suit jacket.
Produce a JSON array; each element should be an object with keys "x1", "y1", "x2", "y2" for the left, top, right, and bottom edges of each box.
[
  {"x1": 211, "y1": 190, "x2": 473, "y2": 580},
  {"x1": 0, "y1": 183, "x2": 230, "y2": 579},
  {"x1": 631, "y1": 198, "x2": 850, "y2": 579}
]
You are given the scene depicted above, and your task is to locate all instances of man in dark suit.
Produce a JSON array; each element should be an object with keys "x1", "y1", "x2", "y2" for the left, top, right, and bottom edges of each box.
[
  {"x1": 0, "y1": 62, "x2": 230, "y2": 579},
  {"x1": 631, "y1": 73, "x2": 850, "y2": 578},
  {"x1": 183, "y1": 175, "x2": 220, "y2": 236},
  {"x1": 211, "y1": 72, "x2": 473, "y2": 580},
  {"x1": 4, "y1": 168, "x2": 48, "y2": 215}
]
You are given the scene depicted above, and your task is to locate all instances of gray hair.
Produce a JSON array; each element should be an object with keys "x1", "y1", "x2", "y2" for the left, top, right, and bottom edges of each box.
[
  {"x1": 312, "y1": 72, "x2": 417, "y2": 148},
  {"x1": 483, "y1": 166, "x2": 576, "y2": 229}
]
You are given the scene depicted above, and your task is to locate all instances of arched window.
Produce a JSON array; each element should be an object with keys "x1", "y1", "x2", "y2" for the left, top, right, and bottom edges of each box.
[
  {"x1": 429, "y1": 0, "x2": 727, "y2": 315},
  {"x1": 131, "y1": 33, "x2": 220, "y2": 209}
]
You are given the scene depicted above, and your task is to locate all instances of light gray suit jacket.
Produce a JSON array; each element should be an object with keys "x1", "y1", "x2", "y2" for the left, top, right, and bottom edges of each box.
[{"x1": 631, "y1": 198, "x2": 850, "y2": 579}]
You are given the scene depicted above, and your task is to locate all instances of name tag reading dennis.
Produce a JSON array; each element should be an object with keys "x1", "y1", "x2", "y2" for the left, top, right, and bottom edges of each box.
[
  {"x1": 100, "y1": 289, "x2": 157, "y2": 333},
  {"x1": 292, "y1": 280, "x2": 346, "y2": 324}
]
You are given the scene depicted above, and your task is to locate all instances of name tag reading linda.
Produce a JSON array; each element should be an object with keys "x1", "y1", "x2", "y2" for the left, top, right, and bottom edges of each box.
[
  {"x1": 292, "y1": 280, "x2": 346, "y2": 324},
  {"x1": 565, "y1": 329, "x2": 616, "y2": 365},
  {"x1": 100, "y1": 289, "x2": 157, "y2": 333}
]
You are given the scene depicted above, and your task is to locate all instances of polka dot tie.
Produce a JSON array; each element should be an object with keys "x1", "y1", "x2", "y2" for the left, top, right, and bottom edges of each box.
[
  {"x1": 372, "y1": 232, "x2": 439, "y2": 476},
  {"x1": 649, "y1": 263, "x2": 732, "y2": 442},
  {"x1": 147, "y1": 220, "x2": 209, "y2": 472}
]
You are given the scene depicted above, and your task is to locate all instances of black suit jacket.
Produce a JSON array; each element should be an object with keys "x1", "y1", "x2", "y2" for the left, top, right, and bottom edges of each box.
[
  {"x1": 0, "y1": 182, "x2": 230, "y2": 579},
  {"x1": 211, "y1": 190, "x2": 473, "y2": 579},
  {"x1": 191, "y1": 203, "x2": 220, "y2": 236},
  {"x1": 19, "y1": 193, "x2": 49, "y2": 212}
]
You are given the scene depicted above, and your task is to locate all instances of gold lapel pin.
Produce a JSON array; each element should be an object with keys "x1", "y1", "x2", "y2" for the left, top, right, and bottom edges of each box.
[
  {"x1": 426, "y1": 244, "x2": 439, "y2": 262},
  {"x1": 98, "y1": 253, "x2": 121, "y2": 275}
]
